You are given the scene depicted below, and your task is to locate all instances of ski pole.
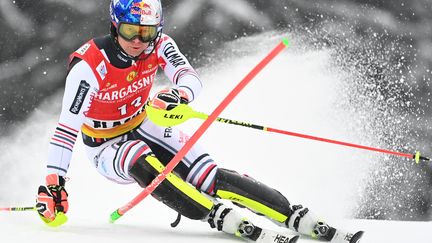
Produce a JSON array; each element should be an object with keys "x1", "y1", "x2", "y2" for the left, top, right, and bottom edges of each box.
[
  {"x1": 1, "y1": 205, "x2": 68, "y2": 227},
  {"x1": 0, "y1": 206, "x2": 41, "y2": 212},
  {"x1": 145, "y1": 104, "x2": 430, "y2": 164},
  {"x1": 109, "y1": 38, "x2": 290, "y2": 223}
]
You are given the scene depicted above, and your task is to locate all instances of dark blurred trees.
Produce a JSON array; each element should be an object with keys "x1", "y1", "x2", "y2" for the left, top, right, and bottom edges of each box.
[
  {"x1": 1, "y1": 0, "x2": 432, "y2": 220},
  {"x1": 0, "y1": 0, "x2": 110, "y2": 132},
  {"x1": 1, "y1": 0, "x2": 431, "y2": 132}
]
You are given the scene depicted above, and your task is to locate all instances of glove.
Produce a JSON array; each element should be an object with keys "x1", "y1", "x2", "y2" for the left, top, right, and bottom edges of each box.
[
  {"x1": 150, "y1": 88, "x2": 189, "y2": 110},
  {"x1": 36, "y1": 174, "x2": 69, "y2": 223}
]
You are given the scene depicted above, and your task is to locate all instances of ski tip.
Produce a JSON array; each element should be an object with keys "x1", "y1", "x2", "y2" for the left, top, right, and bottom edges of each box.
[
  {"x1": 289, "y1": 235, "x2": 300, "y2": 243},
  {"x1": 350, "y1": 231, "x2": 364, "y2": 243}
]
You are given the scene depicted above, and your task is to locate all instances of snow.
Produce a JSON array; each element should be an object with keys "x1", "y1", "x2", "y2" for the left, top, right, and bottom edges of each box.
[{"x1": 1, "y1": 33, "x2": 430, "y2": 242}]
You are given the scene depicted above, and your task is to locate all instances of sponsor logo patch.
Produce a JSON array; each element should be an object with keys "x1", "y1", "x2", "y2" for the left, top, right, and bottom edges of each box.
[
  {"x1": 90, "y1": 107, "x2": 144, "y2": 129},
  {"x1": 69, "y1": 80, "x2": 90, "y2": 114},
  {"x1": 126, "y1": 71, "x2": 138, "y2": 82},
  {"x1": 132, "y1": 2, "x2": 152, "y2": 15},
  {"x1": 75, "y1": 43, "x2": 91, "y2": 55},
  {"x1": 163, "y1": 42, "x2": 186, "y2": 68},
  {"x1": 96, "y1": 60, "x2": 108, "y2": 80},
  {"x1": 95, "y1": 74, "x2": 155, "y2": 102},
  {"x1": 164, "y1": 127, "x2": 172, "y2": 138}
]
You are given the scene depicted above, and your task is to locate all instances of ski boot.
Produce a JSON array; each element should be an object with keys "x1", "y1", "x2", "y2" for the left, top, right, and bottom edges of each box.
[
  {"x1": 313, "y1": 221, "x2": 364, "y2": 243},
  {"x1": 207, "y1": 203, "x2": 299, "y2": 243},
  {"x1": 285, "y1": 205, "x2": 364, "y2": 243}
]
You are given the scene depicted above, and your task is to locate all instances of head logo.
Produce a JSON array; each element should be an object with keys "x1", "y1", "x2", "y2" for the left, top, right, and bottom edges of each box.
[
  {"x1": 127, "y1": 71, "x2": 138, "y2": 82},
  {"x1": 106, "y1": 82, "x2": 111, "y2": 88},
  {"x1": 148, "y1": 64, "x2": 153, "y2": 69}
]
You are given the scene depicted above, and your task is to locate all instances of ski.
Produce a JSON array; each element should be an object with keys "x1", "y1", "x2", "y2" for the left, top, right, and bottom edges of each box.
[
  {"x1": 240, "y1": 222, "x2": 299, "y2": 243},
  {"x1": 240, "y1": 221, "x2": 364, "y2": 243},
  {"x1": 345, "y1": 231, "x2": 364, "y2": 243},
  {"x1": 255, "y1": 228, "x2": 299, "y2": 243},
  {"x1": 328, "y1": 229, "x2": 364, "y2": 243}
]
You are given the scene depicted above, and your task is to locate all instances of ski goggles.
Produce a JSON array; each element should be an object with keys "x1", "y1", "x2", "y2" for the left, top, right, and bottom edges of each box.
[{"x1": 117, "y1": 23, "x2": 158, "y2": 43}]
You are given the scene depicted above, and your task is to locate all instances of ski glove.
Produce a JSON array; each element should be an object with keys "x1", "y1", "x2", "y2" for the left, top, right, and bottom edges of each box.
[
  {"x1": 36, "y1": 174, "x2": 69, "y2": 223},
  {"x1": 150, "y1": 88, "x2": 189, "y2": 111}
]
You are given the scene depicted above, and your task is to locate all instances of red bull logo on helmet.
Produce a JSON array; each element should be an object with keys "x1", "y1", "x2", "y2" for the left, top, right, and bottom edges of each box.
[{"x1": 131, "y1": 1, "x2": 152, "y2": 16}]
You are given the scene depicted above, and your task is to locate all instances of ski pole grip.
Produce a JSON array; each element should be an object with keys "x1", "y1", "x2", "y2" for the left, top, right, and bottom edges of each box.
[{"x1": 191, "y1": 111, "x2": 209, "y2": 120}]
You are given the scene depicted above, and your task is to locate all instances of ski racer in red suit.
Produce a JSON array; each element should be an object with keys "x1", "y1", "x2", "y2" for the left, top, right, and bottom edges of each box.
[{"x1": 35, "y1": 1, "x2": 363, "y2": 242}]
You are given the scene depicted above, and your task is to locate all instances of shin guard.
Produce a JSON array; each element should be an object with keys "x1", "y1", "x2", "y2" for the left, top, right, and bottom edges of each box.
[
  {"x1": 129, "y1": 155, "x2": 214, "y2": 220},
  {"x1": 213, "y1": 168, "x2": 292, "y2": 223}
]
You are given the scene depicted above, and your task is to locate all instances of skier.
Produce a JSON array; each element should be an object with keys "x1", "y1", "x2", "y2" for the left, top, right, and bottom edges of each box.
[{"x1": 35, "y1": 1, "x2": 363, "y2": 242}]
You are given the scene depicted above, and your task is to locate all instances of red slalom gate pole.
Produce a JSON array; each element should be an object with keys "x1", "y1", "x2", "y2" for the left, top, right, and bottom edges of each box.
[{"x1": 110, "y1": 38, "x2": 290, "y2": 222}]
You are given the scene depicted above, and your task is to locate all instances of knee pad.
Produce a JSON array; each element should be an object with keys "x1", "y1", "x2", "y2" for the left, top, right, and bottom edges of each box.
[
  {"x1": 214, "y1": 168, "x2": 292, "y2": 223},
  {"x1": 129, "y1": 155, "x2": 214, "y2": 220}
]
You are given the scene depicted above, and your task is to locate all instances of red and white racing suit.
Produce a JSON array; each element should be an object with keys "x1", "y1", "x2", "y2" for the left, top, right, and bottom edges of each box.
[{"x1": 46, "y1": 34, "x2": 217, "y2": 194}]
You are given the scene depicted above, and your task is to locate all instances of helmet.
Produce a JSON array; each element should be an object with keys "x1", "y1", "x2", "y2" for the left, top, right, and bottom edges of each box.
[{"x1": 110, "y1": 0, "x2": 163, "y2": 33}]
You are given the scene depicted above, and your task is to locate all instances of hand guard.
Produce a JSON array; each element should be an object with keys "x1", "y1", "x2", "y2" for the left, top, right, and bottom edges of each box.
[
  {"x1": 151, "y1": 88, "x2": 189, "y2": 110},
  {"x1": 36, "y1": 174, "x2": 69, "y2": 223}
]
